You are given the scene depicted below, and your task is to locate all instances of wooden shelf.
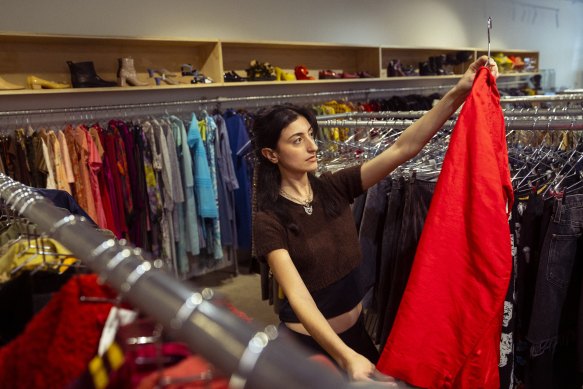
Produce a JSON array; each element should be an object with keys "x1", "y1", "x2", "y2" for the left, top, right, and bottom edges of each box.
[
  {"x1": 0, "y1": 33, "x2": 539, "y2": 99},
  {"x1": 0, "y1": 33, "x2": 222, "y2": 90}
]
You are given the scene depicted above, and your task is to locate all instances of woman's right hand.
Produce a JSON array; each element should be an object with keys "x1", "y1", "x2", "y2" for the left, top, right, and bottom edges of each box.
[
  {"x1": 342, "y1": 351, "x2": 398, "y2": 387},
  {"x1": 342, "y1": 350, "x2": 376, "y2": 380}
]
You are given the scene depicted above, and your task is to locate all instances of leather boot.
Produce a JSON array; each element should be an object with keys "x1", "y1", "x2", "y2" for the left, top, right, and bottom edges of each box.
[
  {"x1": 67, "y1": 61, "x2": 117, "y2": 88},
  {"x1": 433, "y1": 55, "x2": 446, "y2": 75},
  {"x1": 419, "y1": 61, "x2": 435, "y2": 76},
  {"x1": 117, "y1": 57, "x2": 149, "y2": 87}
]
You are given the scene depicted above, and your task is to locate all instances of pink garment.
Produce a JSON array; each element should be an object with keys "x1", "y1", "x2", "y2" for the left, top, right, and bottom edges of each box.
[{"x1": 86, "y1": 129, "x2": 107, "y2": 228}]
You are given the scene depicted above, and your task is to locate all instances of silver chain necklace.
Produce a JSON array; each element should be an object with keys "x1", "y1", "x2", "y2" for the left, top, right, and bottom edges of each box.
[{"x1": 279, "y1": 186, "x2": 313, "y2": 215}]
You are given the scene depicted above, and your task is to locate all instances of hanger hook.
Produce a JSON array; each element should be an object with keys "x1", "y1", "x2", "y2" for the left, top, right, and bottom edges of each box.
[{"x1": 487, "y1": 17, "x2": 493, "y2": 62}]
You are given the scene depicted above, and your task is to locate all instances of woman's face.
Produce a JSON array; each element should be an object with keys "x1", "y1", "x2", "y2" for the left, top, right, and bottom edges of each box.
[{"x1": 272, "y1": 115, "x2": 319, "y2": 175}]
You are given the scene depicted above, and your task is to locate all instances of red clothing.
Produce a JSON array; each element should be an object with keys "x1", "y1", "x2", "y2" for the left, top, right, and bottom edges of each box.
[
  {"x1": 376, "y1": 67, "x2": 514, "y2": 388},
  {"x1": 0, "y1": 275, "x2": 115, "y2": 389}
]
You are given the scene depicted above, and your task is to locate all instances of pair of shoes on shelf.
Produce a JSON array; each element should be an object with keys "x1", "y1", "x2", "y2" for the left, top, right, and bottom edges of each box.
[
  {"x1": 181, "y1": 64, "x2": 214, "y2": 84},
  {"x1": 492, "y1": 53, "x2": 514, "y2": 73},
  {"x1": 246, "y1": 60, "x2": 276, "y2": 81},
  {"x1": 27, "y1": 75, "x2": 70, "y2": 89},
  {"x1": 0, "y1": 75, "x2": 25, "y2": 90},
  {"x1": 274, "y1": 67, "x2": 295, "y2": 81},
  {"x1": 388, "y1": 59, "x2": 406, "y2": 77},
  {"x1": 118, "y1": 57, "x2": 149, "y2": 87},
  {"x1": 357, "y1": 71, "x2": 374, "y2": 78},
  {"x1": 319, "y1": 70, "x2": 341, "y2": 80},
  {"x1": 508, "y1": 56, "x2": 525, "y2": 71},
  {"x1": 181, "y1": 64, "x2": 197, "y2": 76},
  {"x1": 191, "y1": 73, "x2": 214, "y2": 84},
  {"x1": 294, "y1": 65, "x2": 315, "y2": 80},
  {"x1": 445, "y1": 51, "x2": 473, "y2": 66},
  {"x1": 419, "y1": 55, "x2": 447, "y2": 76},
  {"x1": 224, "y1": 70, "x2": 246, "y2": 82},
  {"x1": 148, "y1": 68, "x2": 181, "y2": 85},
  {"x1": 341, "y1": 72, "x2": 359, "y2": 79}
]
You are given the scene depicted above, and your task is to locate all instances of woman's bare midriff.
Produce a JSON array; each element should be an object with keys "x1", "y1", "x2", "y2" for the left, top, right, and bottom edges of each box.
[{"x1": 284, "y1": 302, "x2": 362, "y2": 335}]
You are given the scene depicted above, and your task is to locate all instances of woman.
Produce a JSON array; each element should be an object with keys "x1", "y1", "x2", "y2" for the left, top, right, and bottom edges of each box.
[{"x1": 252, "y1": 56, "x2": 499, "y2": 382}]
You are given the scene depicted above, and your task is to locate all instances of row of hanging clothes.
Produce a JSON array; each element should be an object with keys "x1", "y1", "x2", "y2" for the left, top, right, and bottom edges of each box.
[
  {"x1": 315, "y1": 96, "x2": 583, "y2": 389},
  {"x1": 0, "y1": 109, "x2": 261, "y2": 279}
]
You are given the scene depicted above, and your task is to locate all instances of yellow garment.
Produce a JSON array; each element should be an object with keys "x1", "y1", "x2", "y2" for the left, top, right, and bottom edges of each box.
[
  {"x1": 198, "y1": 119, "x2": 206, "y2": 142},
  {"x1": 0, "y1": 237, "x2": 78, "y2": 280}
]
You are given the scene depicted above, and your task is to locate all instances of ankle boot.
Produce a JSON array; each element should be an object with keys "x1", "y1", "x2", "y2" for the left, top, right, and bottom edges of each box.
[
  {"x1": 67, "y1": 61, "x2": 117, "y2": 88},
  {"x1": 117, "y1": 57, "x2": 149, "y2": 87},
  {"x1": 419, "y1": 61, "x2": 434, "y2": 76},
  {"x1": 0, "y1": 75, "x2": 24, "y2": 90},
  {"x1": 433, "y1": 55, "x2": 446, "y2": 76}
]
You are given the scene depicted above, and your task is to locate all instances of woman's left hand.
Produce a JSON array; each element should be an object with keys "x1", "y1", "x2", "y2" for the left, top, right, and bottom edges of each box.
[{"x1": 456, "y1": 55, "x2": 499, "y2": 93}]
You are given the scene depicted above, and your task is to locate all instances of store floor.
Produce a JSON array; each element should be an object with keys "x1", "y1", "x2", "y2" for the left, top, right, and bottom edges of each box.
[{"x1": 190, "y1": 264, "x2": 279, "y2": 328}]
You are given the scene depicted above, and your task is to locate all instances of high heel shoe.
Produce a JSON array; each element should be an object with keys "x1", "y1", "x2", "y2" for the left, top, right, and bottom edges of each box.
[
  {"x1": 274, "y1": 67, "x2": 295, "y2": 81},
  {"x1": 26, "y1": 75, "x2": 70, "y2": 89},
  {"x1": 294, "y1": 65, "x2": 315, "y2": 80},
  {"x1": 0, "y1": 75, "x2": 25, "y2": 90},
  {"x1": 147, "y1": 69, "x2": 181, "y2": 85},
  {"x1": 117, "y1": 57, "x2": 149, "y2": 87}
]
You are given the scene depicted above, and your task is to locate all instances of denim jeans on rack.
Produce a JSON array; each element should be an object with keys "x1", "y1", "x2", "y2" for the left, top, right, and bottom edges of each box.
[
  {"x1": 378, "y1": 177, "x2": 436, "y2": 349},
  {"x1": 526, "y1": 193, "x2": 583, "y2": 389},
  {"x1": 374, "y1": 177, "x2": 405, "y2": 345},
  {"x1": 358, "y1": 177, "x2": 392, "y2": 309}
]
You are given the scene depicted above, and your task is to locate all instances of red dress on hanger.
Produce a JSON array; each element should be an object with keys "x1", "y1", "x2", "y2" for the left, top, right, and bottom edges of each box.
[{"x1": 376, "y1": 67, "x2": 514, "y2": 388}]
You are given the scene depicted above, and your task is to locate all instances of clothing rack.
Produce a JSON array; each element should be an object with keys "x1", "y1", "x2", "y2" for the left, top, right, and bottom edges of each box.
[
  {"x1": 500, "y1": 93, "x2": 583, "y2": 103},
  {"x1": 0, "y1": 173, "x2": 395, "y2": 389},
  {"x1": 316, "y1": 117, "x2": 583, "y2": 131},
  {"x1": 318, "y1": 107, "x2": 583, "y2": 120},
  {"x1": 0, "y1": 79, "x2": 529, "y2": 119}
]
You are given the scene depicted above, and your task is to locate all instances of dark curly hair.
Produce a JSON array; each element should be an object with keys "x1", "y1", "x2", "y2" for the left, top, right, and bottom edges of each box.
[{"x1": 252, "y1": 104, "x2": 341, "y2": 234}]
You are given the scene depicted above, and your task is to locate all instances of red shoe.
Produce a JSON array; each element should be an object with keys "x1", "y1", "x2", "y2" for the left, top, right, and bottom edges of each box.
[{"x1": 294, "y1": 65, "x2": 315, "y2": 80}]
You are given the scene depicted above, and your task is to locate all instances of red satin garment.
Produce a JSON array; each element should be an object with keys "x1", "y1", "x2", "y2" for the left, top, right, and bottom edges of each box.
[{"x1": 376, "y1": 67, "x2": 514, "y2": 388}]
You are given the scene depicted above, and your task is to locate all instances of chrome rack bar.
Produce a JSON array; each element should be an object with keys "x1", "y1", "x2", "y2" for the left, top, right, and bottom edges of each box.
[
  {"x1": 316, "y1": 119, "x2": 453, "y2": 129},
  {"x1": 318, "y1": 107, "x2": 583, "y2": 121},
  {"x1": 0, "y1": 174, "x2": 393, "y2": 389},
  {"x1": 501, "y1": 93, "x2": 583, "y2": 103},
  {"x1": 317, "y1": 117, "x2": 583, "y2": 131}
]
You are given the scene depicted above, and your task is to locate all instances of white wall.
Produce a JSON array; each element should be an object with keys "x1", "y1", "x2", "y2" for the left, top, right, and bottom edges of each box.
[{"x1": 1, "y1": 0, "x2": 582, "y2": 88}]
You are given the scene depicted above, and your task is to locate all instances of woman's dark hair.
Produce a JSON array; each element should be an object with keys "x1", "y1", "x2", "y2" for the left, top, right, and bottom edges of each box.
[{"x1": 252, "y1": 104, "x2": 341, "y2": 234}]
